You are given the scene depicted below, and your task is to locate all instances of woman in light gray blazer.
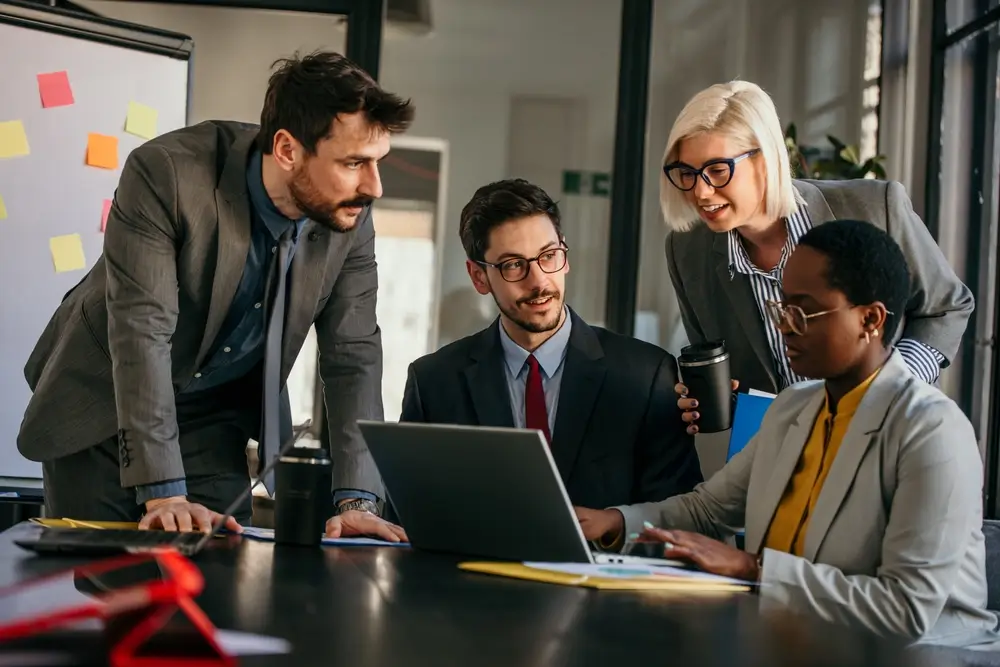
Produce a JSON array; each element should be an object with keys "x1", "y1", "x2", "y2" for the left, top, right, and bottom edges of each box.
[
  {"x1": 576, "y1": 220, "x2": 999, "y2": 649},
  {"x1": 659, "y1": 81, "x2": 973, "y2": 433}
]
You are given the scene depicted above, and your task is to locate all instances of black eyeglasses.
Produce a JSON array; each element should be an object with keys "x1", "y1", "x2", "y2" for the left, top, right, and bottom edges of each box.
[
  {"x1": 478, "y1": 247, "x2": 569, "y2": 283},
  {"x1": 663, "y1": 148, "x2": 760, "y2": 191}
]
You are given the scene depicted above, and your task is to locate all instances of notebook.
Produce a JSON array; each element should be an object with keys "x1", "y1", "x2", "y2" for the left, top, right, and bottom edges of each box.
[{"x1": 458, "y1": 561, "x2": 752, "y2": 592}]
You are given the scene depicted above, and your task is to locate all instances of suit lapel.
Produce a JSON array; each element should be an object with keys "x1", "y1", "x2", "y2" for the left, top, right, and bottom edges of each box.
[
  {"x1": 744, "y1": 389, "x2": 825, "y2": 555},
  {"x1": 464, "y1": 321, "x2": 515, "y2": 428},
  {"x1": 280, "y1": 220, "x2": 336, "y2": 381},
  {"x1": 194, "y1": 132, "x2": 255, "y2": 369},
  {"x1": 551, "y1": 311, "x2": 606, "y2": 480},
  {"x1": 712, "y1": 234, "x2": 777, "y2": 390},
  {"x1": 801, "y1": 354, "x2": 908, "y2": 561}
]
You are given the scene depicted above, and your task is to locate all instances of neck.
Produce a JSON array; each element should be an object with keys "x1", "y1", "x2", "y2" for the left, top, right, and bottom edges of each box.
[
  {"x1": 501, "y1": 308, "x2": 566, "y2": 352},
  {"x1": 261, "y1": 154, "x2": 305, "y2": 220},
  {"x1": 736, "y1": 214, "x2": 785, "y2": 251},
  {"x1": 824, "y1": 347, "x2": 892, "y2": 408}
]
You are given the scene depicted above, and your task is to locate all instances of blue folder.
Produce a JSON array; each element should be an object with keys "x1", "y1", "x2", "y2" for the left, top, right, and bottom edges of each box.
[{"x1": 726, "y1": 393, "x2": 775, "y2": 461}]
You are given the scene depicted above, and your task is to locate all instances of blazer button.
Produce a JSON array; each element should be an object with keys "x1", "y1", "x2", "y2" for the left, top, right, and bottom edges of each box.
[{"x1": 308, "y1": 231, "x2": 319, "y2": 241}]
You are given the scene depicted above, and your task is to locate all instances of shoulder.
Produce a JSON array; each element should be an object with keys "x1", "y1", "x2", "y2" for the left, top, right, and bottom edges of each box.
[
  {"x1": 762, "y1": 379, "x2": 825, "y2": 422},
  {"x1": 587, "y1": 323, "x2": 673, "y2": 367},
  {"x1": 409, "y1": 326, "x2": 491, "y2": 378},
  {"x1": 886, "y1": 376, "x2": 975, "y2": 442},
  {"x1": 128, "y1": 120, "x2": 255, "y2": 177},
  {"x1": 665, "y1": 223, "x2": 716, "y2": 260}
]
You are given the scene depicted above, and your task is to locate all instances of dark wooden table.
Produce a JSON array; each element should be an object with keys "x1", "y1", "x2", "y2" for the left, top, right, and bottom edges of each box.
[{"x1": 0, "y1": 521, "x2": 925, "y2": 666}]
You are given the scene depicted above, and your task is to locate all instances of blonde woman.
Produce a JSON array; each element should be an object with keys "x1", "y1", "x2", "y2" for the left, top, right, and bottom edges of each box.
[{"x1": 660, "y1": 81, "x2": 973, "y2": 433}]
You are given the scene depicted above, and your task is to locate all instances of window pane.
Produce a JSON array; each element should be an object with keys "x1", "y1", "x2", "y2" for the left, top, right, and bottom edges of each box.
[{"x1": 948, "y1": 0, "x2": 1000, "y2": 34}]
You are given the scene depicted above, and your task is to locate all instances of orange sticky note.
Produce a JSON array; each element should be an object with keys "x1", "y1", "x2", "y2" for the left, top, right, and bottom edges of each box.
[
  {"x1": 86, "y1": 133, "x2": 118, "y2": 169},
  {"x1": 37, "y1": 71, "x2": 74, "y2": 108},
  {"x1": 100, "y1": 198, "x2": 112, "y2": 232}
]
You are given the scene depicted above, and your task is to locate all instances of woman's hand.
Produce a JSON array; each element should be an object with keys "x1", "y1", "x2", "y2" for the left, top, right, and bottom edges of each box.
[
  {"x1": 675, "y1": 379, "x2": 739, "y2": 435},
  {"x1": 639, "y1": 526, "x2": 759, "y2": 580}
]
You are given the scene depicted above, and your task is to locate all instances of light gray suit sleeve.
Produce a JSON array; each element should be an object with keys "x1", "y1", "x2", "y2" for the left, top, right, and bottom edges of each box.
[
  {"x1": 612, "y1": 434, "x2": 754, "y2": 544},
  {"x1": 884, "y1": 180, "x2": 974, "y2": 365},
  {"x1": 104, "y1": 144, "x2": 185, "y2": 489},
  {"x1": 315, "y1": 207, "x2": 385, "y2": 501},
  {"x1": 758, "y1": 403, "x2": 983, "y2": 640}
]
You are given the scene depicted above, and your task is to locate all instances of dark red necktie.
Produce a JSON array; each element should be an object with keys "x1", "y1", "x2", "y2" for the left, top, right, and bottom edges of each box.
[{"x1": 525, "y1": 355, "x2": 551, "y2": 443}]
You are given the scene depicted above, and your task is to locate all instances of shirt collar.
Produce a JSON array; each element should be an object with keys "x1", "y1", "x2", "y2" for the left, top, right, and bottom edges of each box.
[
  {"x1": 498, "y1": 307, "x2": 572, "y2": 379},
  {"x1": 727, "y1": 204, "x2": 812, "y2": 280},
  {"x1": 246, "y1": 150, "x2": 308, "y2": 241}
]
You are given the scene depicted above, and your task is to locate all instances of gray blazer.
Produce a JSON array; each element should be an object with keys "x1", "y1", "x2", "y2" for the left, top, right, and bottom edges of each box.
[
  {"x1": 613, "y1": 352, "x2": 1000, "y2": 648},
  {"x1": 18, "y1": 121, "x2": 386, "y2": 498},
  {"x1": 665, "y1": 178, "x2": 975, "y2": 394}
]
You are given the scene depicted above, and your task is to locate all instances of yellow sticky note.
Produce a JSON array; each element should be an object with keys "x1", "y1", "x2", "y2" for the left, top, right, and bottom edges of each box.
[
  {"x1": 0, "y1": 195, "x2": 7, "y2": 220},
  {"x1": 0, "y1": 120, "x2": 30, "y2": 159},
  {"x1": 50, "y1": 233, "x2": 87, "y2": 273},
  {"x1": 125, "y1": 101, "x2": 158, "y2": 140},
  {"x1": 86, "y1": 133, "x2": 118, "y2": 169}
]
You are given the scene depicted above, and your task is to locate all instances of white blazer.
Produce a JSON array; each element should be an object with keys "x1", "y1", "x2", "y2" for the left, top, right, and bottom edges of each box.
[{"x1": 615, "y1": 351, "x2": 1000, "y2": 649}]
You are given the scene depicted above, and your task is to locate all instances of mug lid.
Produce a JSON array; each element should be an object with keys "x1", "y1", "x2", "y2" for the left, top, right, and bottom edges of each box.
[{"x1": 680, "y1": 339, "x2": 727, "y2": 360}]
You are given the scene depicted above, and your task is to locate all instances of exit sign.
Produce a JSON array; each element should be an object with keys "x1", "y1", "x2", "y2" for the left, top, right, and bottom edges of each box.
[{"x1": 562, "y1": 170, "x2": 611, "y2": 197}]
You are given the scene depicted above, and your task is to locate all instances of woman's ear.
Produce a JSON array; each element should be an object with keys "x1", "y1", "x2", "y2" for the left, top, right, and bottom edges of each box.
[{"x1": 861, "y1": 303, "x2": 889, "y2": 337}]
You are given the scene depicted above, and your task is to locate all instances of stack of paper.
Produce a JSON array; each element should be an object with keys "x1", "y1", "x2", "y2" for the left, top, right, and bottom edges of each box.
[{"x1": 458, "y1": 561, "x2": 752, "y2": 592}]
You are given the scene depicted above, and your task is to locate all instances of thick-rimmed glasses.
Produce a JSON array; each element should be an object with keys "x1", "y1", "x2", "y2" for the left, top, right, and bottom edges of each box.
[
  {"x1": 478, "y1": 247, "x2": 569, "y2": 283},
  {"x1": 663, "y1": 148, "x2": 760, "y2": 191}
]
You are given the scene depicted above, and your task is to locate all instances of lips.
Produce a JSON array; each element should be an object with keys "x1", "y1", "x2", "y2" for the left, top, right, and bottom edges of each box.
[{"x1": 520, "y1": 293, "x2": 557, "y2": 308}]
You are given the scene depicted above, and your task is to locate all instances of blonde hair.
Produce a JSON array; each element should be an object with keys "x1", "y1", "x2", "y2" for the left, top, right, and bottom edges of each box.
[{"x1": 660, "y1": 80, "x2": 800, "y2": 232}]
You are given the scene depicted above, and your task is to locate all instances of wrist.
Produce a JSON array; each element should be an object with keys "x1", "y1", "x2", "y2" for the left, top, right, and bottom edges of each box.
[
  {"x1": 598, "y1": 510, "x2": 626, "y2": 550},
  {"x1": 336, "y1": 498, "x2": 379, "y2": 516},
  {"x1": 144, "y1": 495, "x2": 186, "y2": 512}
]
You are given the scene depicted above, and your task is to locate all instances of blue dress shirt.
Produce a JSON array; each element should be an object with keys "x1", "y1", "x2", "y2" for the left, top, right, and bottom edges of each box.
[
  {"x1": 136, "y1": 150, "x2": 305, "y2": 504},
  {"x1": 498, "y1": 310, "x2": 571, "y2": 436}
]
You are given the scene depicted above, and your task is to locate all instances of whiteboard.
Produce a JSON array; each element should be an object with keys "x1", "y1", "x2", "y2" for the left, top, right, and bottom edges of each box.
[{"x1": 0, "y1": 2, "x2": 191, "y2": 481}]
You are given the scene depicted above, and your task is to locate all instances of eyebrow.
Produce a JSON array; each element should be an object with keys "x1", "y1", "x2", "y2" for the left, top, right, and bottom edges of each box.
[{"x1": 494, "y1": 240, "x2": 558, "y2": 262}]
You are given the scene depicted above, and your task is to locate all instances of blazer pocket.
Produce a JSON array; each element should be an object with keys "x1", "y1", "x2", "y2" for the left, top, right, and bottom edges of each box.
[{"x1": 80, "y1": 302, "x2": 113, "y2": 364}]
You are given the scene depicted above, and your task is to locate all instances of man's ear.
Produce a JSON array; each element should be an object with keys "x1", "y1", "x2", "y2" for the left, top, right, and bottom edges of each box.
[{"x1": 466, "y1": 260, "x2": 491, "y2": 296}]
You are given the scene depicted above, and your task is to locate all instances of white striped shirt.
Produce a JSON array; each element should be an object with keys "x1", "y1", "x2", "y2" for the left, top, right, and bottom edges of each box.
[{"x1": 727, "y1": 207, "x2": 946, "y2": 389}]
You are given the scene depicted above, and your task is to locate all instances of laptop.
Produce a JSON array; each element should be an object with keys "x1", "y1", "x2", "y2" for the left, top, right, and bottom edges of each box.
[
  {"x1": 358, "y1": 420, "x2": 684, "y2": 566},
  {"x1": 14, "y1": 422, "x2": 312, "y2": 557}
]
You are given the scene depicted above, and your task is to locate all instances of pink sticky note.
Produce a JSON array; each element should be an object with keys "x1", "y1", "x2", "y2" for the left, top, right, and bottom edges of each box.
[
  {"x1": 100, "y1": 198, "x2": 112, "y2": 232},
  {"x1": 37, "y1": 71, "x2": 74, "y2": 108}
]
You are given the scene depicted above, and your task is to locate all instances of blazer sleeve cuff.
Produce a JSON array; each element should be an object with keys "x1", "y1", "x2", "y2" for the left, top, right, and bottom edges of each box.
[
  {"x1": 135, "y1": 479, "x2": 187, "y2": 505},
  {"x1": 609, "y1": 503, "x2": 654, "y2": 549}
]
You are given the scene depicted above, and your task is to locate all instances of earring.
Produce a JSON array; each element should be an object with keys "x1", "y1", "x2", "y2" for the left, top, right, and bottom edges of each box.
[
  {"x1": 873, "y1": 330, "x2": 879, "y2": 338},
  {"x1": 864, "y1": 331, "x2": 871, "y2": 344}
]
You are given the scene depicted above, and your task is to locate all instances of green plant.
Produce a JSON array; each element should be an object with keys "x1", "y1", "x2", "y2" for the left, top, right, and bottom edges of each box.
[{"x1": 784, "y1": 122, "x2": 887, "y2": 180}]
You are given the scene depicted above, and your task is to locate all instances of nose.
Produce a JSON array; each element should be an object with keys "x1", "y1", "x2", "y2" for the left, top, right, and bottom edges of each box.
[
  {"x1": 358, "y1": 162, "x2": 383, "y2": 199},
  {"x1": 692, "y1": 176, "x2": 715, "y2": 200},
  {"x1": 522, "y1": 261, "x2": 549, "y2": 289}
]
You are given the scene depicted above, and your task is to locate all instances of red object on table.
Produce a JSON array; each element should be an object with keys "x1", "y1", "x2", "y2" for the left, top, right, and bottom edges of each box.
[{"x1": 0, "y1": 547, "x2": 235, "y2": 667}]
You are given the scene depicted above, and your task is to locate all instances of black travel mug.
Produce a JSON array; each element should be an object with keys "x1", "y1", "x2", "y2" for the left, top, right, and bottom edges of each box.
[
  {"x1": 677, "y1": 340, "x2": 733, "y2": 433},
  {"x1": 274, "y1": 445, "x2": 332, "y2": 547}
]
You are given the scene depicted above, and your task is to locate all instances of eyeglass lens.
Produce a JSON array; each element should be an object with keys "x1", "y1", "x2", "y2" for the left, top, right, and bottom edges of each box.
[{"x1": 500, "y1": 248, "x2": 567, "y2": 281}]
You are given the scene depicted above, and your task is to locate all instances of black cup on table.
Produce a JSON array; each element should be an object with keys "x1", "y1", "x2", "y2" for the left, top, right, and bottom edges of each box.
[
  {"x1": 678, "y1": 340, "x2": 733, "y2": 433},
  {"x1": 274, "y1": 445, "x2": 332, "y2": 547}
]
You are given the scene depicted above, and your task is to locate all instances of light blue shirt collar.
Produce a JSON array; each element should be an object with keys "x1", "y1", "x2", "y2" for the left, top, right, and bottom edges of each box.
[
  {"x1": 498, "y1": 308, "x2": 572, "y2": 379},
  {"x1": 246, "y1": 150, "x2": 308, "y2": 241}
]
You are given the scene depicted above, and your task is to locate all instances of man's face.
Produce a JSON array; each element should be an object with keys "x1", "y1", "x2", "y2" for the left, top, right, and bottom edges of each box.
[
  {"x1": 467, "y1": 214, "x2": 569, "y2": 334},
  {"x1": 278, "y1": 111, "x2": 389, "y2": 232}
]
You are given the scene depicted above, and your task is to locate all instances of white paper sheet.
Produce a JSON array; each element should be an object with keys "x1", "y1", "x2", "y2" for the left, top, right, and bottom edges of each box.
[
  {"x1": 522, "y1": 562, "x2": 750, "y2": 584},
  {"x1": 215, "y1": 629, "x2": 291, "y2": 655}
]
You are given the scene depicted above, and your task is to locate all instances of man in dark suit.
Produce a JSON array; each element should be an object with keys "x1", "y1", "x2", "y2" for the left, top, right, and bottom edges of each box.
[
  {"x1": 17, "y1": 52, "x2": 406, "y2": 541},
  {"x1": 399, "y1": 179, "x2": 702, "y2": 515}
]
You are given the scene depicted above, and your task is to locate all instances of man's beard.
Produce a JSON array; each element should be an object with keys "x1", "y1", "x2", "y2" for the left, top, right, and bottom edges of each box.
[
  {"x1": 494, "y1": 288, "x2": 564, "y2": 333},
  {"x1": 288, "y1": 167, "x2": 373, "y2": 233}
]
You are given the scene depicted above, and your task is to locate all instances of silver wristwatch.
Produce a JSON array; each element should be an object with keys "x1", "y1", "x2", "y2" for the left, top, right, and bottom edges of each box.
[{"x1": 336, "y1": 498, "x2": 379, "y2": 516}]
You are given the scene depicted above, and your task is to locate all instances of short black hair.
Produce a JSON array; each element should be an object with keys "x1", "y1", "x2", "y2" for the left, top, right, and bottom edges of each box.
[
  {"x1": 459, "y1": 179, "x2": 563, "y2": 262},
  {"x1": 257, "y1": 50, "x2": 414, "y2": 154},
  {"x1": 797, "y1": 219, "x2": 910, "y2": 346}
]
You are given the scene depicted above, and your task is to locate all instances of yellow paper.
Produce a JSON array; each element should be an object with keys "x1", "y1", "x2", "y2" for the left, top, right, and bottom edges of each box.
[
  {"x1": 125, "y1": 101, "x2": 158, "y2": 140},
  {"x1": 0, "y1": 194, "x2": 6, "y2": 220},
  {"x1": 50, "y1": 233, "x2": 87, "y2": 273},
  {"x1": 458, "y1": 562, "x2": 751, "y2": 592},
  {"x1": 0, "y1": 120, "x2": 30, "y2": 159}
]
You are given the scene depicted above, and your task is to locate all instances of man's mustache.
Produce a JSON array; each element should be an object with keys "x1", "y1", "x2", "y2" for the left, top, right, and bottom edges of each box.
[
  {"x1": 517, "y1": 290, "x2": 559, "y2": 306},
  {"x1": 337, "y1": 197, "x2": 374, "y2": 209}
]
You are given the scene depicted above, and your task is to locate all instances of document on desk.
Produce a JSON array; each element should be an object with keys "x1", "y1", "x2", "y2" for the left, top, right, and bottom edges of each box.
[
  {"x1": 458, "y1": 561, "x2": 752, "y2": 592},
  {"x1": 239, "y1": 526, "x2": 409, "y2": 547}
]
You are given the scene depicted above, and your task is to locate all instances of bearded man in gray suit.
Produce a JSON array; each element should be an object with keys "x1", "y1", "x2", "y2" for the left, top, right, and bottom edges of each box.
[{"x1": 17, "y1": 51, "x2": 408, "y2": 541}]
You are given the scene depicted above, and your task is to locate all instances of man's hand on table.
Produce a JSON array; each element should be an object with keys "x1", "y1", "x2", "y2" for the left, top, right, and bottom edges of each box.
[
  {"x1": 325, "y1": 510, "x2": 408, "y2": 543},
  {"x1": 575, "y1": 507, "x2": 625, "y2": 543},
  {"x1": 139, "y1": 495, "x2": 242, "y2": 534}
]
